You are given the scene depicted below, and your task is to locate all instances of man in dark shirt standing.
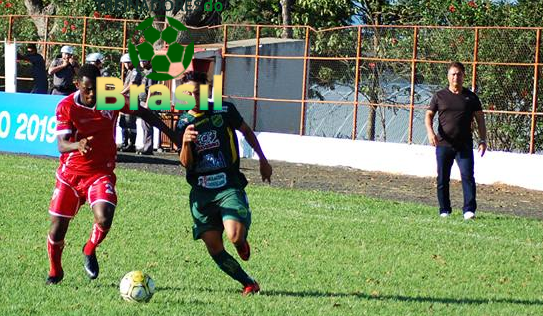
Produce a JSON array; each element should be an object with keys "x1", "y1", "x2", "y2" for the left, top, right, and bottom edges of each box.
[
  {"x1": 18, "y1": 44, "x2": 48, "y2": 94},
  {"x1": 425, "y1": 62, "x2": 487, "y2": 220}
]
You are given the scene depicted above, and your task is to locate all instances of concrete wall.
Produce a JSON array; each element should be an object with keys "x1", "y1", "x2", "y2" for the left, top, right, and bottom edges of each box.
[
  {"x1": 237, "y1": 131, "x2": 543, "y2": 192},
  {"x1": 224, "y1": 39, "x2": 305, "y2": 134}
]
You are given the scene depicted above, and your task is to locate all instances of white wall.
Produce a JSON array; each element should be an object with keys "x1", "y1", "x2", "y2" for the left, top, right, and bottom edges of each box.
[{"x1": 237, "y1": 132, "x2": 543, "y2": 192}]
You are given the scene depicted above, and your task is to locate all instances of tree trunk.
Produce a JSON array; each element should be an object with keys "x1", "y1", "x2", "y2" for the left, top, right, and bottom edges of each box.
[
  {"x1": 280, "y1": 0, "x2": 293, "y2": 39},
  {"x1": 23, "y1": 0, "x2": 55, "y2": 40}
]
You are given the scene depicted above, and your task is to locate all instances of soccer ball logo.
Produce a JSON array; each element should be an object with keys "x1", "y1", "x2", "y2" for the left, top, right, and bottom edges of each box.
[
  {"x1": 119, "y1": 270, "x2": 156, "y2": 302},
  {"x1": 128, "y1": 16, "x2": 194, "y2": 81}
]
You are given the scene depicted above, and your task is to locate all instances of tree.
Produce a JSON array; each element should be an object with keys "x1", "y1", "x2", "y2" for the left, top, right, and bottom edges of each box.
[{"x1": 280, "y1": 0, "x2": 293, "y2": 39}]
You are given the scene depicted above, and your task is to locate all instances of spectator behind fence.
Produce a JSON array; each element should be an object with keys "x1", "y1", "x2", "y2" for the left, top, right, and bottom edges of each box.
[
  {"x1": 137, "y1": 59, "x2": 155, "y2": 155},
  {"x1": 85, "y1": 52, "x2": 110, "y2": 77},
  {"x1": 17, "y1": 44, "x2": 48, "y2": 94},
  {"x1": 48, "y1": 45, "x2": 79, "y2": 95},
  {"x1": 425, "y1": 61, "x2": 487, "y2": 220},
  {"x1": 118, "y1": 53, "x2": 141, "y2": 152}
]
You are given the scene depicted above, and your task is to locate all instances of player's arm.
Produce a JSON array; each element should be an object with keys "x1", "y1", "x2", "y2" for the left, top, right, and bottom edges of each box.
[
  {"x1": 425, "y1": 110, "x2": 438, "y2": 146},
  {"x1": 474, "y1": 110, "x2": 487, "y2": 156},
  {"x1": 179, "y1": 125, "x2": 197, "y2": 168},
  {"x1": 57, "y1": 133, "x2": 93, "y2": 155},
  {"x1": 132, "y1": 106, "x2": 181, "y2": 148},
  {"x1": 238, "y1": 121, "x2": 272, "y2": 183}
]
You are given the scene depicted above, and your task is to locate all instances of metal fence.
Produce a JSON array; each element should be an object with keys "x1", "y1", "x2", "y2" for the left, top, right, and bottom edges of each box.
[{"x1": 1, "y1": 15, "x2": 542, "y2": 153}]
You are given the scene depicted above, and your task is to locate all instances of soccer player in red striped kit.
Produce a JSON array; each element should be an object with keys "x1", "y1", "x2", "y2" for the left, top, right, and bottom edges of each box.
[{"x1": 46, "y1": 64, "x2": 179, "y2": 284}]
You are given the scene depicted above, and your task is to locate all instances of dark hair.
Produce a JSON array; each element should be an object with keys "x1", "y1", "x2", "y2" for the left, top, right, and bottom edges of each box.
[
  {"x1": 448, "y1": 61, "x2": 465, "y2": 73},
  {"x1": 27, "y1": 44, "x2": 37, "y2": 51},
  {"x1": 77, "y1": 64, "x2": 101, "y2": 82},
  {"x1": 180, "y1": 71, "x2": 208, "y2": 84}
]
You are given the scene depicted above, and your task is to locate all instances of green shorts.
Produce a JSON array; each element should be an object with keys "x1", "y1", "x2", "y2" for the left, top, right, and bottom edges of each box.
[{"x1": 189, "y1": 187, "x2": 251, "y2": 240}]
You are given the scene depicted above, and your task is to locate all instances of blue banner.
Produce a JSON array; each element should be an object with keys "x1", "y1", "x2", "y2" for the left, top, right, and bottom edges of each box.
[{"x1": 0, "y1": 92, "x2": 64, "y2": 157}]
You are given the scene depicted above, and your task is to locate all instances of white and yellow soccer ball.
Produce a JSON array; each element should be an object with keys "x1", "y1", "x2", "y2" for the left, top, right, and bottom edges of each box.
[{"x1": 119, "y1": 271, "x2": 155, "y2": 302}]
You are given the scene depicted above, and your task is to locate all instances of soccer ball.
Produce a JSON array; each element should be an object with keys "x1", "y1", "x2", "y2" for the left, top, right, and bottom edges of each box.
[
  {"x1": 119, "y1": 271, "x2": 155, "y2": 302},
  {"x1": 128, "y1": 16, "x2": 194, "y2": 80}
]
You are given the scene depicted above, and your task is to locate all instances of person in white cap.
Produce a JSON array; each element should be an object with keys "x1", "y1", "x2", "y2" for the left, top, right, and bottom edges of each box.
[
  {"x1": 137, "y1": 58, "x2": 155, "y2": 155},
  {"x1": 118, "y1": 53, "x2": 141, "y2": 152},
  {"x1": 48, "y1": 45, "x2": 79, "y2": 95},
  {"x1": 85, "y1": 52, "x2": 110, "y2": 77}
]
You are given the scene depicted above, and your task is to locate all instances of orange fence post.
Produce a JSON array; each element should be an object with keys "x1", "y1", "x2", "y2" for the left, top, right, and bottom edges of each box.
[
  {"x1": 529, "y1": 29, "x2": 541, "y2": 154},
  {"x1": 43, "y1": 16, "x2": 49, "y2": 63},
  {"x1": 352, "y1": 26, "x2": 362, "y2": 140},
  {"x1": 81, "y1": 17, "x2": 88, "y2": 64},
  {"x1": 471, "y1": 28, "x2": 479, "y2": 93},
  {"x1": 299, "y1": 27, "x2": 310, "y2": 136},
  {"x1": 7, "y1": 15, "x2": 13, "y2": 42},
  {"x1": 407, "y1": 27, "x2": 419, "y2": 144},
  {"x1": 252, "y1": 26, "x2": 261, "y2": 130},
  {"x1": 221, "y1": 25, "x2": 228, "y2": 94},
  {"x1": 121, "y1": 20, "x2": 128, "y2": 79}
]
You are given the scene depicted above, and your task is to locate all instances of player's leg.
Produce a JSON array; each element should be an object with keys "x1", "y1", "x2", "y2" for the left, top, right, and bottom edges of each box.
[
  {"x1": 219, "y1": 188, "x2": 252, "y2": 260},
  {"x1": 46, "y1": 216, "x2": 70, "y2": 284},
  {"x1": 455, "y1": 145, "x2": 476, "y2": 218},
  {"x1": 436, "y1": 146, "x2": 455, "y2": 216},
  {"x1": 218, "y1": 188, "x2": 259, "y2": 295},
  {"x1": 47, "y1": 176, "x2": 82, "y2": 284},
  {"x1": 191, "y1": 189, "x2": 258, "y2": 295},
  {"x1": 200, "y1": 230, "x2": 258, "y2": 295},
  {"x1": 82, "y1": 175, "x2": 118, "y2": 279}
]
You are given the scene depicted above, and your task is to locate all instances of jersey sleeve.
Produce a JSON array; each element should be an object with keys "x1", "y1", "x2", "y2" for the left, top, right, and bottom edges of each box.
[
  {"x1": 176, "y1": 116, "x2": 190, "y2": 137},
  {"x1": 55, "y1": 101, "x2": 74, "y2": 136},
  {"x1": 225, "y1": 103, "x2": 243, "y2": 129},
  {"x1": 428, "y1": 93, "x2": 438, "y2": 112}
]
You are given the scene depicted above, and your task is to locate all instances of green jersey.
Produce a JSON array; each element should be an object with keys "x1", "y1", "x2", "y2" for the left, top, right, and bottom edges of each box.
[{"x1": 177, "y1": 102, "x2": 248, "y2": 190}]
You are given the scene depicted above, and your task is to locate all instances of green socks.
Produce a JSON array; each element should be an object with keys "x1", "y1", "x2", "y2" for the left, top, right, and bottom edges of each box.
[{"x1": 211, "y1": 250, "x2": 253, "y2": 286}]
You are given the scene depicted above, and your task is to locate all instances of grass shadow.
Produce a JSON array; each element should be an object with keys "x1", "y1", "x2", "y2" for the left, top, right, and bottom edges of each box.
[{"x1": 262, "y1": 289, "x2": 543, "y2": 306}]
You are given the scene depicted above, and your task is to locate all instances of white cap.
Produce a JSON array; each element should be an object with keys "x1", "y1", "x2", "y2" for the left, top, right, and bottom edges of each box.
[
  {"x1": 60, "y1": 45, "x2": 74, "y2": 54},
  {"x1": 86, "y1": 52, "x2": 104, "y2": 63},
  {"x1": 120, "y1": 53, "x2": 131, "y2": 63}
]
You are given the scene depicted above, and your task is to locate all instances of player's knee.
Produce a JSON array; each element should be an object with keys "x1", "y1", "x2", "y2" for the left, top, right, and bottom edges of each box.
[
  {"x1": 226, "y1": 230, "x2": 243, "y2": 245},
  {"x1": 49, "y1": 217, "x2": 70, "y2": 240}
]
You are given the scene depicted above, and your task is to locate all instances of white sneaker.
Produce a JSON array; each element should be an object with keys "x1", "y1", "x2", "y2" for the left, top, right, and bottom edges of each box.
[
  {"x1": 440, "y1": 212, "x2": 450, "y2": 218},
  {"x1": 463, "y1": 211, "x2": 476, "y2": 220}
]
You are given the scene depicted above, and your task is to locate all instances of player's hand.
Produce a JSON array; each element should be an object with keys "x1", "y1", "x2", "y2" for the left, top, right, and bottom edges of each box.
[
  {"x1": 428, "y1": 132, "x2": 438, "y2": 146},
  {"x1": 183, "y1": 125, "x2": 198, "y2": 143},
  {"x1": 259, "y1": 159, "x2": 272, "y2": 183},
  {"x1": 77, "y1": 136, "x2": 93, "y2": 155},
  {"x1": 62, "y1": 59, "x2": 70, "y2": 67},
  {"x1": 478, "y1": 142, "x2": 487, "y2": 157}
]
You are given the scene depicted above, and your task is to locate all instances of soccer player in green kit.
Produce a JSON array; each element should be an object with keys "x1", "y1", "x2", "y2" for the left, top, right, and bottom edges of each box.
[{"x1": 177, "y1": 71, "x2": 273, "y2": 296}]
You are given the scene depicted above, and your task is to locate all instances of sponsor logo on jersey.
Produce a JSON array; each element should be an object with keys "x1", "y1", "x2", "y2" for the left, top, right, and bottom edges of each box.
[
  {"x1": 195, "y1": 152, "x2": 227, "y2": 173},
  {"x1": 211, "y1": 114, "x2": 223, "y2": 127},
  {"x1": 196, "y1": 130, "x2": 220, "y2": 153},
  {"x1": 197, "y1": 172, "x2": 227, "y2": 189}
]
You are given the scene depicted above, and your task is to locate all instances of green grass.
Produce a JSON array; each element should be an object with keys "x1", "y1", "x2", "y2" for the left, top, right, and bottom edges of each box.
[{"x1": 1, "y1": 153, "x2": 543, "y2": 315}]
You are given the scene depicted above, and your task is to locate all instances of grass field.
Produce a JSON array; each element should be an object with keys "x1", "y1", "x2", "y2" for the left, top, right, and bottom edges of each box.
[{"x1": 1, "y1": 153, "x2": 543, "y2": 315}]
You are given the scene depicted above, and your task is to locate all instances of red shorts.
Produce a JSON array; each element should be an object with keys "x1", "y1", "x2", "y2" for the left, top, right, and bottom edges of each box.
[{"x1": 49, "y1": 170, "x2": 117, "y2": 218}]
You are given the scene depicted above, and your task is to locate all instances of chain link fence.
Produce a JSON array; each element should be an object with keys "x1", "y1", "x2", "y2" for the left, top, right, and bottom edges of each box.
[{"x1": 1, "y1": 16, "x2": 542, "y2": 153}]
